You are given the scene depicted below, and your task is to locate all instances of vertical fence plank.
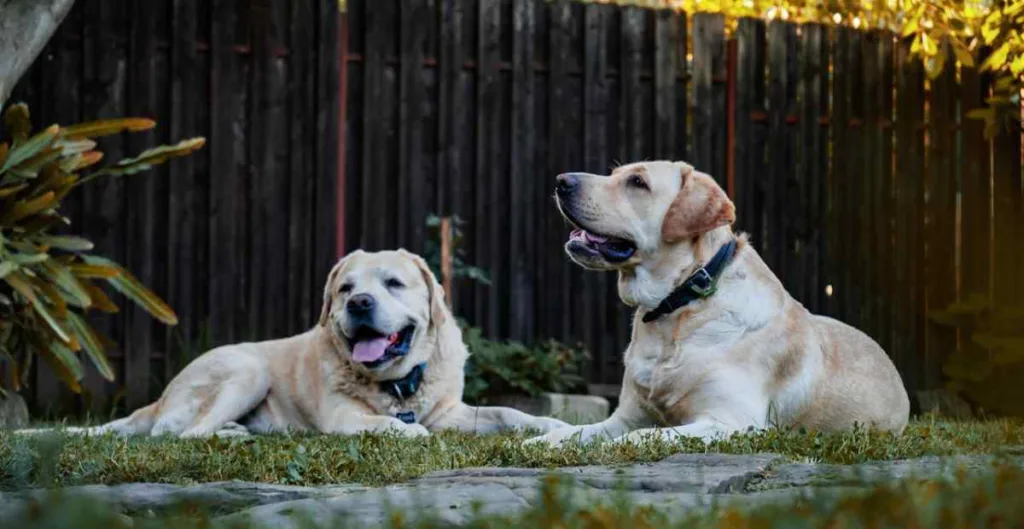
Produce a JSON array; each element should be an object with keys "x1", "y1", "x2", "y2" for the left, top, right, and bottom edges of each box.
[
  {"x1": 653, "y1": 8, "x2": 680, "y2": 161},
  {"x1": 846, "y1": 30, "x2": 865, "y2": 332},
  {"x1": 474, "y1": 0, "x2": 502, "y2": 336},
  {"x1": 547, "y1": 0, "x2": 573, "y2": 345},
  {"x1": 167, "y1": 0, "x2": 199, "y2": 379},
  {"x1": 359, "y1": 0, "x2": 393, "y2": 251},
  {"x1": 692, "y1": 13, "x2": 727, "y2": 182},
  {"x1": 957, "y1": 55, "x2": 992, "y2": 396},
  {"x1": 509, "y1": 0, "x2": 536, "y2": 341},
  {"x1": 314, "y1": 0, "x2": 340, "y2": 324},
  {"x1": 437, "y1": 0, "x2": 464, "y2": 232},
  {"x1": 123, "y1": 0, "x2": 160, "y2": 408},
  {"x1": 398, "y1": 0, "x2": 428, "y2": 252},
  {"x1": 80, "y1": 0, "x2": 128, "y2": 413},
  {"x1": 799, "y1": 23, "x2": 828, "y2": 315},
  {"x1": 208, "y1": 0, "x2": 248, "y2": 344},
  {"x1": 894, "y1": 40, "x2": 925, "y2": 401},
  {"x1": 288, "y1": 0, "x2": 317, "y2": 332},
  {"x1": 826, "y1": 27, "x2": 849, "y2": 321},
  {"x1": 766, "y1": 21, "x2": 796, "y2": 286},
  {"x1": 876, "y1": 34, "x2": 895, "y2": 356},
  {"x1": 248, "y1": 0, "x2": 269, "y2": 340},
  {"x1": 859, "y1": 31, "x2": 881, "y2": 347},
  {"x1": 924, "y1": 45, "x2": 958, "y2": 392},
  {"x1": 733, "y1": 19, "x2": 765, "y2": 247}
]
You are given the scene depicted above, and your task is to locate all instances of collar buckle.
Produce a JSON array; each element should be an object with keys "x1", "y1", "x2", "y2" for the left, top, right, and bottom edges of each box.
[{"x1": 688, "y1": 267, "x2": 716, "y2": 297}]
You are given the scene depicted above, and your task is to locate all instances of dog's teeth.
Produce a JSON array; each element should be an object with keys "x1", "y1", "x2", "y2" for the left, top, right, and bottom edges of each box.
[{"x1": 388, "y1": 332, "x2": 399, "y2": 343}]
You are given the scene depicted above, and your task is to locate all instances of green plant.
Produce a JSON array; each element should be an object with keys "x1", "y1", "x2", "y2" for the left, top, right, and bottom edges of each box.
[
  {"x1": 423, "y1": 214, "x2": 491, "y2": 287},
  {"x1": 461, "y1": 321, "x2": 588, "y2": 403},
  {"x1": 0, "y1": 103, "x2": 204, "y2": 395}
]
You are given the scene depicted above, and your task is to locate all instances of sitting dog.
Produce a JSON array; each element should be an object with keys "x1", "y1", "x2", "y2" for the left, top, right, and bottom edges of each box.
[
  {"x1": 20, "y1": 249, "x2": 568, "y2": 438},
  {"x1": 527, "y1": 161, "x2": 909, "y2": 447}
]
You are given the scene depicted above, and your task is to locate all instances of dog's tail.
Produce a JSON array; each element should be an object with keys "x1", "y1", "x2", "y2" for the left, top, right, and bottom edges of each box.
[{"x1": 14, "y1": 402, "x2": 159, "y2": 437}]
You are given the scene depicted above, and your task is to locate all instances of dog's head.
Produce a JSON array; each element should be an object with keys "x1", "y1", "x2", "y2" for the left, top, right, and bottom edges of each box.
[
  {"x1": 319, "y1": 249, "x2": 450, "y2": 373},
  {"x1": 554, "y1": 161, "x2": 736, "y2": 305}
]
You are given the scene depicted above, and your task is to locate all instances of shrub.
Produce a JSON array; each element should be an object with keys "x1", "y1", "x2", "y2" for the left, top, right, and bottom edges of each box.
[
  {"x1": 422, "y1": 214, "x2": 490, "y2": 287},
  {"x1": 0, "y1": 103, "x2": 204, "y2": 395},
  {"x1": 462, "y1": 321, "x2": 588, "y2": 403}
]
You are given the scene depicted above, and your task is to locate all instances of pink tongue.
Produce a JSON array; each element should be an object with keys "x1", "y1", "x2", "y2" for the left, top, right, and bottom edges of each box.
[
  {"x1": 352, "y1": 337, "x2": 389, "y2": 362},
  {"x1": 584, "y1": 231, "x2": 608, "y2": 243}
]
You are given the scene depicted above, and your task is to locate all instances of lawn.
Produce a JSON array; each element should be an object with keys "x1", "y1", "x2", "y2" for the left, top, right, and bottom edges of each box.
[{"x1": 3, "y1": 417, "x2": 1023, "y2": 489}]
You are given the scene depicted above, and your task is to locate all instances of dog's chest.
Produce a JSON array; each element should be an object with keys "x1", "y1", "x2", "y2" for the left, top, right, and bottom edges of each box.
[{"x1": 625, "y1": 325, "x2": 734, "y2": 424}]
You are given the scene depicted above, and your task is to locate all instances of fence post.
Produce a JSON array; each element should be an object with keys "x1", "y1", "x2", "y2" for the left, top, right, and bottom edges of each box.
[
  {"x1": 336, "y1": 4, "x2": 349, "y2": 258},
  {"x1": 440, "y1": 216, "x2": 453, "y2": 309}
]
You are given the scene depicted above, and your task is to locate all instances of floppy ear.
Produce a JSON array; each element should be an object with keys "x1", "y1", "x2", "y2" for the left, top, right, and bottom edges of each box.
[
  {"x1": 399, "y1": 249, "x2": 450, "y2": 327},
  {"x1": 318, "y1": 250, "x2": 363, "y2": 327},
  {"x1": 661, "y1": 167, "x2": 736, "y2": 244}
]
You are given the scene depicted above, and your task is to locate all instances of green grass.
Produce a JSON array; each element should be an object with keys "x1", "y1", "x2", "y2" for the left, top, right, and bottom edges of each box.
[
  {"x1": 8, "y1": 460, "x2": 1024, "y2": 528},
  {"x1": 3, "y1": 417, "x2": 1024, "y2": 489}
]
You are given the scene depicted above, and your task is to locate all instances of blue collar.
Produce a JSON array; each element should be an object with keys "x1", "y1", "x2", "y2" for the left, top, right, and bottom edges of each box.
[
  {"x1": 641, "y1": 238, "x2": 738, "y2": 324},
  {"x1": 380, "y1": 362, "x2": 427, "y2": 401}
]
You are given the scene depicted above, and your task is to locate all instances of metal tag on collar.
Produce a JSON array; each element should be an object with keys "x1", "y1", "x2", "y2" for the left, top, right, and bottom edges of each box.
[
  {"x1": 688, "y1": 267, "x2": 716, "y2": 297},
  {"x1": 396, "y1": 411, "x2": 416, "y2": 424},
  {"x1": 391, "y1": 381, "x2": 406, "y2": 400}
]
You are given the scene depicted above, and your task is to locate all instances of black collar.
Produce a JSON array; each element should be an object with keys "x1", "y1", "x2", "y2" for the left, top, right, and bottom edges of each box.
[
  {"x1": 641, "y1": 238, "x2": 738, "y2": 324},
  {"x1": 380, "y1": 362, "x2": 427, "y2": 400}
]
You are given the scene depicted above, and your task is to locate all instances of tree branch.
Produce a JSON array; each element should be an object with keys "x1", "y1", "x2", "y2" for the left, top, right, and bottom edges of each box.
[{"x1": 0, "y1": 0, "x2": 76, "y2": 109}]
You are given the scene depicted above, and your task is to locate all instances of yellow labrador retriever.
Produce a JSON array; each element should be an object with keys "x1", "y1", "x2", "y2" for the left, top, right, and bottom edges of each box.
[
  {"x1": 20, "y1": 249, "x2": 568, "y2": 438},
  {"x1": 527, "y1": 160, "x2": 908, "y2": 447}
]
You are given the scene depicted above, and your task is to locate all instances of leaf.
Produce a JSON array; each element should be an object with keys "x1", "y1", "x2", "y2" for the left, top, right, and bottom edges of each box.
[
  {"x1": 0, "y1": 125, "x2": 59, "y2": 173},
  {"x1": 5, "y1": 252, "x2": 49, "y2": 265},
  {"x1": 60, "y1": 118, "x2": 156, "y2": 140},
  {"x1": 0, "y1": 261, "x2": 17, "y2": 279},
  {"x1": 61, "y1": 151, "x2": 104, "y2": 172},
  {"x1": 66, "y1": 311, "x2": 115, "y2": 381},
  {"x1": 9, "y1": 145, "x2": 62, "y2": 177},
  {"x1": 966, "y1": 108, "x2": 996, "y2": 121},
  {"x1": 7, "y1": 272, "x2": 72, "y2": 344},
  {"x1": 82, "y1": 256, "x2": 178, "y2": 325},
  {"x1": 0, "y1": 183, "x2": 27, "y2": 198},
  {"x1": 36, "y1": 235, "x2": 95, "y2": 252},
  {"x1": 0, "y1": 191, "x2": 57, "y2": 226},
  {"x1": 952, "y1": 41, "x2": 975, "y2": 67},
  {"x1": 40, "y1": 259, "x2": 93, "y2": 308},
  {"x1": 3, "y1": 103, "x2": 32, "y2": 144},
  {"x1": 69, "y1": 263, "x2": 119, "y2": 279},
  {"x1": 982, "y1": 43, "x2": 1011, "y2": 71},
  {"x1": 82, "y1": 283, "x2": 119, "y2": 314},
  {"x1": 38, "y1": 341, "x2": 84, "y2": 393},
  {"x1": 57, "y1": 138, "x2": 98, "y2": 156},
  {"x1": 0, "y1": 142, "x2": 8, "y2": 168},
  {"x1": 84, "y1": 137, "x2": 206, "y2": 181}
]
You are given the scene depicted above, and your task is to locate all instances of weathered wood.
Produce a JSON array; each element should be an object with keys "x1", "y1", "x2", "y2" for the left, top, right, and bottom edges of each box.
[
  {"x1": 653, "y1": 8, "x2": 680, "y2": 160},
  {"x1": 547, "y1": 0, "x2": 574, "y2": 344},
  {"x1": 957, "y1": 55, "x2": 992, "y2": 388},
  {"x1": 509, "y1": 0, "x2": 535, "y2": 342},
  {"x1": 167, "y1": 0, "x2": 198, "y2": 380},
  {"x1": 79, "y1": 0, "x2": 127, "y2": 414},
  {"x1": 475, "y1": 0, "x2": 502, "y2": 336},
  {"x1": 288, "y1": 0, "x2": 316, "y2": 332},
  {"x1": 314, "y1": 0, "x2": 340, "y2": 310},
  {"x1": 876, "y1": 34, "x2": 895, "y2": 357},
  {"x1": 733, "y1": 19, "x2": 765, "y2": 249},
  {"x1": 691, "y1": 13, "x2": 726, "y2": 183},
  {"x1": 924, "y1": 44, "x2": 958, "y2": 391},
  {"x1": 766, "y1": 21, "x2": 796, "y2": 289},
  {"x1": 893, "y1": 39, "x2": 925, "y2": 400},
  {"x1": 124, "y1": 0, "x2": 160, "y2": 408},
  {"x1": 798, "y1": 23, "x2": 828, "y2": 315},
  {"x1": 359, "y1": 0, "x2": 392, "y2": 251},
  {"x1": 859, "y1": 31, "x2": 880, "y2": 348},
  {"x1": 398, "y1": 0, "x2": 428, "y2": 252}
]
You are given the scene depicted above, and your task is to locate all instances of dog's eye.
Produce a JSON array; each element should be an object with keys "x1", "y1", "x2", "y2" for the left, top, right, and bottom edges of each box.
[
  {"x1": 627, "y1": 174, "x2": 648, "y2": 189},
  {"x1": 384, "y1": 278, "x2": 405, "y2": 290},
  {"x1": 339, "y1": 283, "x2": 353, "y2": 294}
]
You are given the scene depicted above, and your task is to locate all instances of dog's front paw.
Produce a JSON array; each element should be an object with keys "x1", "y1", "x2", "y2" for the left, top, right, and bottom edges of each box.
[
  {"x1": 523, "y1": 425, "x2": 586, "y2": 448},
  {"x1": 532, "y1": 417, "x2": 571, "y2": 434},
  {"x1": 401, "y1": 423, "x2": 430, "y2": 438}
]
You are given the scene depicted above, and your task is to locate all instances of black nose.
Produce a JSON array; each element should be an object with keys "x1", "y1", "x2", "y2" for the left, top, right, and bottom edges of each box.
[
  {"x1": 555, "y1": 173, "x2": 580, "y2": 195},
  {"x1": 346, "y1": 293, "x2": 375, "y2": 315}
]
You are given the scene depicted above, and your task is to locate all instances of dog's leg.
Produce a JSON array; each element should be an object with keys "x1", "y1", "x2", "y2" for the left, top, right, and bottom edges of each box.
[
  {"x1": 323, "y1": 413, "x2": 429, "y2": 437},
  {"x1": 613, "y1": 418, "x2": 746, "y2": 445},
  {"x1": 175, "y1": 376, "x2": 270, "y2": 438},
  {"x1": 523, "y1": 383, "x2": 653, "y2": 447},
  {"x1": 426, "y1": 402, "x2": 569, "y2": 435}
]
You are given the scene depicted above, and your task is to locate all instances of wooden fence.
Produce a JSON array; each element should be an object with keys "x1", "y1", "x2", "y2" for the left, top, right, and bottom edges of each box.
[
  {"x1": 9, "y1": 0, "x2": 342, "y2": 414},
  {"x1": 7, "y1": 0, "x2": 1024, "y2": 415}
]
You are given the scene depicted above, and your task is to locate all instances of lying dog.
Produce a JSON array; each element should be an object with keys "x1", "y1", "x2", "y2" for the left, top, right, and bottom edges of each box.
[
  {"x1": 20, "y1": 249, "x2": 568, "y2": 438},
  {"x1": 527, "y1": 161, "x2": 909, "y2": 447}
]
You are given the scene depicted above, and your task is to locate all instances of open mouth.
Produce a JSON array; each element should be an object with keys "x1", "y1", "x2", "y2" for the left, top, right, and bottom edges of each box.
[
  {"x1": 347, "y1": 324, "x2": 416, "y2": 368},
  {"x1": 567, "y1": 228, "x2": 637, "y2": 263}
]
